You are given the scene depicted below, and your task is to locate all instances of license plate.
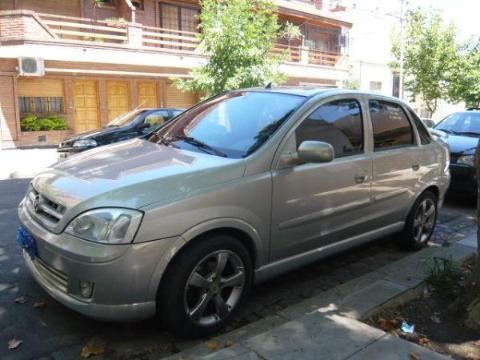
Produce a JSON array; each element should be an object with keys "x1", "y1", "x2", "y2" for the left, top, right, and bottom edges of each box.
[{"x1": 16, "y1": 226, "x2": 37, "y2": 260}]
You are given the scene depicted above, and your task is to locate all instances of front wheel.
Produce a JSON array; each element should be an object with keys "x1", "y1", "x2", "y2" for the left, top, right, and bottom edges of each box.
[
  {"x1": 157, "y1": 234, "x2": 252, "y2": 338},
  {"x1": 400, "y1": 190, "x2": 438, "y2": 250}
]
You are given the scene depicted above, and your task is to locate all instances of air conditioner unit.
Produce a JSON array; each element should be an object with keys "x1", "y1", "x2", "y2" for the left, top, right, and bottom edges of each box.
[{"x1": 18, "y1": 57, "x2": 45, "y2": 77}]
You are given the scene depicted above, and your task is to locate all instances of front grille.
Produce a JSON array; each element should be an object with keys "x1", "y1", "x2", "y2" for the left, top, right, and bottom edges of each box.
[
  {"x1": 34, "y1": 257, "x2": 68, "y2": 293},
  {"x1": 26, "y1": 187, "x2": 66, "y2": 227}
]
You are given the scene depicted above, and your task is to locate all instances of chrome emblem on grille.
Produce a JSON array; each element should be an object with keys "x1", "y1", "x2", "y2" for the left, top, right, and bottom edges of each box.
[{"x1": 32, "y1": 194, "x2": 40, "y2": 213}]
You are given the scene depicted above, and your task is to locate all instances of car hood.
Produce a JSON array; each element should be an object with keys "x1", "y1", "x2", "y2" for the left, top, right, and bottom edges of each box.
[
  {"x1": 32, "y1": 138, "x2": 245, "y2": 212},
  {"x1": 436, "y1": 131, "x2": 480, "y2": 154}
]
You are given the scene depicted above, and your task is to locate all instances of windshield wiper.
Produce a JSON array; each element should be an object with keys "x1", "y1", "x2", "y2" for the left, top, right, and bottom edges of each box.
[
  {"x1": 437, "y1": 129, "x2": 458, "y2": 135},
  {"x1": 168, "y1": 135, "x2": 228, "y2": 157},
  {"x1": 456, "y1": 131, "x2": 480, "y2": 136}
]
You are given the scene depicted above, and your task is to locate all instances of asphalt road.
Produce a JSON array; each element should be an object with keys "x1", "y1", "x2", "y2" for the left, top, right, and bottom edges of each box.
[{"x1": 0, "y1": 179, "x2": 476, "y2": 360}]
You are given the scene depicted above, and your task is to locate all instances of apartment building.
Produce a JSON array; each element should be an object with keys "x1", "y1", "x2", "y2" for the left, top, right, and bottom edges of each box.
[{"x1": 0, "y1": 0, "x2": 352, "y2": 148}]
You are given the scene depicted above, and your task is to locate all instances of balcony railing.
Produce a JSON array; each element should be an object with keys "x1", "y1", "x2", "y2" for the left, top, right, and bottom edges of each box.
[
  {"x1": 39, "y1": 13, "x2": 128, "y2": 45},
  {"x1": 0, "y1": 11, "x2": 343, "y2": 67}
]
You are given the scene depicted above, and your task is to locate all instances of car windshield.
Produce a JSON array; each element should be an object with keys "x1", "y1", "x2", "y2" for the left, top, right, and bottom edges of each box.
[
  {"x1": 435, "y1": 112, "x2": 480, "y2": 135},
  {"x1": 150, "y1": 91, "x2": 306, "y2": 158},
  {"x1": 106, "y1": 109, "x2": 146, "y2": 127}
]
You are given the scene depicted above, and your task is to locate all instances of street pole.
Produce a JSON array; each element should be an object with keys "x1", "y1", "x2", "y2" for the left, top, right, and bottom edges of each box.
[{"x1": 399, "y1": 0, "x2": 405, "y2": 100}]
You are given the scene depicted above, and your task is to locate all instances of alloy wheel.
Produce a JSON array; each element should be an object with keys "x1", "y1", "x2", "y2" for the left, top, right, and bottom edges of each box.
[
  {"x1": 183, "y1": 250, "x2": 245, "y2": 326},
  {"x1": 413, "y1": 198, "x2": 436, "y2": 244}
]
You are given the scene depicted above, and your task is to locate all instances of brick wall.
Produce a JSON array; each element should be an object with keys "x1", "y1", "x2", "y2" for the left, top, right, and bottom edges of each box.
[
  {"x1": 0, "y1": 10, "x2": 55, "y2": 42},
  {"x1": 0, "y1": 75, "x2": 18, "y2": 143},
  {"x1": 1, "y1": 0, "x2": 80, "y2": 17},
  {"x1": 17, "y1": 130, "x2": 72, "y2": 147}
]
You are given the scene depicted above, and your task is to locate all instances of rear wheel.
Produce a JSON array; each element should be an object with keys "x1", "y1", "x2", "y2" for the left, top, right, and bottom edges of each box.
[
  {"x1": 400, "y1": 190, "x2": 438, "y2": 250},
  {"x1": 157, "y1": 234, "x2": 252, "y2": 338}
]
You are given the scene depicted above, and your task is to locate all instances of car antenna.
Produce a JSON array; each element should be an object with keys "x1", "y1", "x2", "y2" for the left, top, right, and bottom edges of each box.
[{"x1": 265, "y1": 82, "x2": 273, "y2": 89}]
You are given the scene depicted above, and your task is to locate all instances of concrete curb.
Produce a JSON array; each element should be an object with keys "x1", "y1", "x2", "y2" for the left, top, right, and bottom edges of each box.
[{"x1": 167, "y1": 233, "x2": 478, "y2": 360}]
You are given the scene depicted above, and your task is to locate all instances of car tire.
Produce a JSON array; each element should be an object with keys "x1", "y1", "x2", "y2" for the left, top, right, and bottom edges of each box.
[
  {"x1": 157, "y1": 233, "x2": 253, "y2": 338},
  {"x1": 400, "y1": 190, "x2": 438, "y2": 251}
]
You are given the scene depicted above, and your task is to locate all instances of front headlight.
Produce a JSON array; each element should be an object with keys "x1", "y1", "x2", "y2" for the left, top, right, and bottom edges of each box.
[
  {"x1": 457, "y1": 154, "x2": 475, "y2": 167},
  {"x1": 73, "y1": 139, "x2": 97, "y2": 148},
  {"x1": 65, "y1": 208, "x2": 143, "y2": 244}
]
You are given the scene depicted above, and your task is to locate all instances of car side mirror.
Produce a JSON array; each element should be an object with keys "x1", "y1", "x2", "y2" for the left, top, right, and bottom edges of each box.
[
  {"x1": 297, "y1": 141, "x2": 335, "y2": 163},
  {"x1": 138, "y1": 123, "x2": 150, "y2": 132},
  {"x1": 422, "y1": 119, "x2": 435, "y2": 128}
]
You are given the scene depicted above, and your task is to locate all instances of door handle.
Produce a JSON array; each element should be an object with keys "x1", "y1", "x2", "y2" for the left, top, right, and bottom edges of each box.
[
  {"x1": 355, "y1": 175, "x2": 368, "y2": 184},
  {"x1": 412, "y1": 164, "x2": 420, "y2": 171}
]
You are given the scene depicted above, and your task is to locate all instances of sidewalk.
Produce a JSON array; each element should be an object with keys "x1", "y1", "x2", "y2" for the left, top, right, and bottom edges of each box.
[
  {"x1": 169, "y1": 233, "x2": 478, "y2": 360},
  {"x1": 0, "y1": 148, "x2": 58, "y2": 180}
]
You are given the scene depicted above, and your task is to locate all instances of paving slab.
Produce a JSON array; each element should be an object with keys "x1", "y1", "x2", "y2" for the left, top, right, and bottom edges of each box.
[
  {"x1": 458, "y1": 233, "x2": 479, "y2": 249},
  {"x1": 340, "y1": 279, "x2": 408, "y2": 319},
  {"x1": 201, "y1": 345, "x2": 261, "y2": 360},
  {"x1": 167, "y1": 315, "x2": 287, "y2": 359},
  {"x1": 278, "y1": 272, "x2": 382, "y2": 320},
  {"x1": 349, "y1": 334, "x2": 450, "y2": 360},
  {"x1": 242, "y1": 314, "x2": 384, "y2": 360}
]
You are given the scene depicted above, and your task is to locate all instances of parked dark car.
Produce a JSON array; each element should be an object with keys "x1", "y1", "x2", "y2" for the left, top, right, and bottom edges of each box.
[
  {"x1": 433, "y1": 109, "x2": 480, "y2": 194},
  {"x1": 58, "y1": 108, "x2": 184, "y2": 158}
]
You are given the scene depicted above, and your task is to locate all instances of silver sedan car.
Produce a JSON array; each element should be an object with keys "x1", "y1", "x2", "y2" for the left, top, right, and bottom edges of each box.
[{"x1": 17, "y1": 88, "x2": 450, "y2": 338}]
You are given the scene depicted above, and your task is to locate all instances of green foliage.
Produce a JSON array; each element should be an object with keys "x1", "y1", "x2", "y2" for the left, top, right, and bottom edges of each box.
[
  {"x1": 280, "y1": 21, "x2": 302, "y2": 44},
  {"x1": 391, "y1": 8, "x2": 459, "y2": 116},
  {"x1": 448, "y1": 39, "x2": 480, "y2": 108},
  {"x1": 21, "y1": 115, "x2": 69, "y2": 132},
  {"x1": 174, "y1": 0, "x2": 288, "y2": 98},
  {"x1": 426, "y1": 257, "x2": 460, "y2": 297},
  {"x1": 104, "y1": 17, "x2": 127, "y2": 25},
  {"x1": 342, "y1": 79, "x2": 360, "y2": 90}
]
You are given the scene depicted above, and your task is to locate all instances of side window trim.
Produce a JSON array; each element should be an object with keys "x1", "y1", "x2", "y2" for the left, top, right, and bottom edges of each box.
[
  {"x1": 368, "y1": 98, "x2": 417, "y2": 152},
  {"x1": 273, "y1": 95, "x2": 367, "y2": 170},
  {"x1": 295, "y1": 98, "x2": 365, "y2": 159},
  {"x1": 405, "y1": 106, "x2": 432, "y2": 145}
]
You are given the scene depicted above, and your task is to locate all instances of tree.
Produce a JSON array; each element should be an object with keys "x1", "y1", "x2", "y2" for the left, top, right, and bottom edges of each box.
[
  {"x1": 449, "y1": 39, "x2": 480, "y2": 108},
  {"x1": 174, "y1": 0, "x2": 288, "y2": 98},
  {"x1": 391, "y1": 8, "x2": 459, "y2": 116}
]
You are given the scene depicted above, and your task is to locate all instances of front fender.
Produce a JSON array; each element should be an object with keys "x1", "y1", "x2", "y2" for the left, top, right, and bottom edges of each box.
[{"x1": 146, "y1": 217, "x2": 266, "y2": 301}]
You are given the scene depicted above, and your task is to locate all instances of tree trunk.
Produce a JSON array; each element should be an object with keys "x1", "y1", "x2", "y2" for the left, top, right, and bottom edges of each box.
[{"x1": 465, "y1": 142, "x2": 480, "y2": 329}]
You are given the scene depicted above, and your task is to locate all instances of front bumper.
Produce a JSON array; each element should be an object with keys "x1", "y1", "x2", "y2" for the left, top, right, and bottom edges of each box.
[
  {"x1": 18, "y1": 202, "x2": 183, "y2": 321},
  {"x1": 449, "y1": 164, "x2": 476, "y2": 194}
]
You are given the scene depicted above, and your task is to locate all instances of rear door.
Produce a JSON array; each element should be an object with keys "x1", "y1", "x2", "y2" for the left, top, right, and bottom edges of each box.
[
  {"x1": 367, "y1": 98, "x2": 423, "y2": 227},
  {"x1": 270, "y1": 96, "x2": 373, "y2": 261}
]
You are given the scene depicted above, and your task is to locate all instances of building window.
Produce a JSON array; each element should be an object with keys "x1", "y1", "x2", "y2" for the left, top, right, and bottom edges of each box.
[
  {"x1": 392, "y1": 73, "x2": 400, "y2": 98},
  {"x1": 131, "y1": 0, "x2": 144, "y2": 10},
  {"x1": 160, "y1": 3, "x2": 199, "y2": 33},
  {"x1": 95, "y1": 0, "x2": 116, "y2": 7},
  {"x1": 19, "y1": 97, "x2": 63, "y2": 114},
  {"x1": 370, "y1": 81, "x2": 382, "y2": 91},
  {"x1": 302, "y1": 24, "x2": 341, "y2": 53}
]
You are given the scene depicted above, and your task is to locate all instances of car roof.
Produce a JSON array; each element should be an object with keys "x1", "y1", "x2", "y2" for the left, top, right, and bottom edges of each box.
[{"x1": 242, "y1": 86, "x2": 405, "y2": 101}]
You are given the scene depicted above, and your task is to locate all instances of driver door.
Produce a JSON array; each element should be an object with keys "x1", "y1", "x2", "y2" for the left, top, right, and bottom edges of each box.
[{"x1": 270, "y1": 98, "x2": 373, "y2": 261}]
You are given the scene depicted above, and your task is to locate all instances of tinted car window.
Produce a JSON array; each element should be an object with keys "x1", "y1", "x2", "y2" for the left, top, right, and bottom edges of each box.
[
  {"x1": 295, "y1": 99, "x2": 364, "y2": 157},
  {"x1": 369, "y1": 100, "x2": 414, "y2": 150},
  {"x1": 144, "y1": 110, "x2": 170, "y2": 128},
  {"x1": 172, "y1": 110, "x2": 184, "y2": 117},
  {"x1": 153, "y1": 92, "x2": 305, "y2": 158},
  {"x1": 435, "y1": 112, "x2": 480, "y2": 135},
  {"x1": 408, "y1": 109, "x2": 431, "y2": 145}
]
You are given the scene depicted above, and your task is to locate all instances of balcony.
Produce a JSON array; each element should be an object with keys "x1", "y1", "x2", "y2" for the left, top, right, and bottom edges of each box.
[{"x1": 0, "y1": 10, "x2": 345, "y2": 69}]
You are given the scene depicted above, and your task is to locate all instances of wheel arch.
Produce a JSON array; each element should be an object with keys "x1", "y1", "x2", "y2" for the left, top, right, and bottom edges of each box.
[
  {"x1": 149, "y1": 218, "x2": 264, "y2": 300},
  {"x1": 405, "y1": 184, "x2": 441, "y2": 220}
]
